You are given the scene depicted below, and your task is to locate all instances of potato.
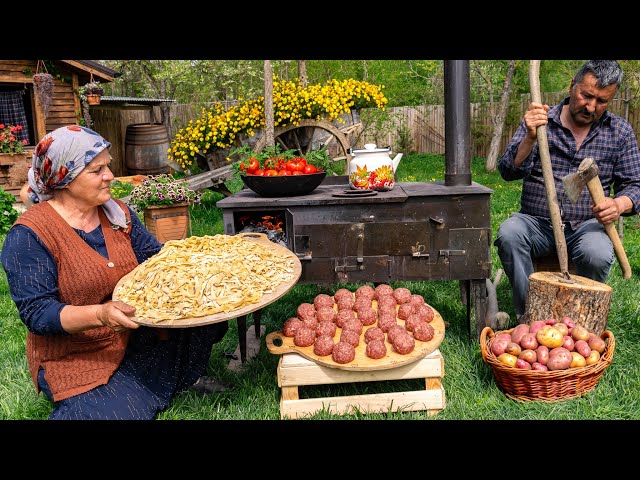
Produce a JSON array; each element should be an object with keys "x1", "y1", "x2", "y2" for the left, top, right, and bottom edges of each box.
[
  {"x1": 574, "y1": 340, "x2": 591, "y2": 359},
  {"x1": 561, "y1": 316, "x2": 575, "y2": 329},
  {"x1": 553, "y1": 323, "x2": 569, "y2": 337},
  {"x1": 588, "y1": 335, "x2": 606, "y2": 354},
  {"x1": 491, "y1": 334, "x2": 511, "y2": 357},
  {"x1": 586, "y1": 350, "x2": 601, "y2": 365},
  {"x1": 520, "y1": 333, "x2": 539, "y2": 351},
  {"x1": 546, "y1": 348, "x2": 572, "y2": 370},
  {"x1": 532, "y1": 362, "x2": 548, "y2": 371},
  {"x1": 498, "y1": 353, "x2": 518, "y2": 367},
  {"x1": 505, "y1": 342, "x2": 522, "y2": 357},
  {"x1": 536, "y1": 325, "x2": 564, "y2": 349},
  {"x1": 516, "y1": 358, "x2": 532, "y2": 369},
  {"x1": 570, "y1": 352, "x2": 587, "y2": 368},
  {"x1": 518, "y1": 349, "x2": 537, "y2": 364},
  {"x1": 544, "y1": 318, "x2": 557, "y2": 325},
  {"x1": 529, "y1": 320, "x2": 547, "y2": 335},
  {"x1": 562, "y1": 335, "x2": 575, "y2": 351},
  {"x1": 571, "y1": 324, "x2": 590, "y2": 342},
  {"x1": 511, "y1": 324, "x2": 530, "y2": 345},
  {"x1": 536, "y1": 345, "x2": 549, "y2": 366}
]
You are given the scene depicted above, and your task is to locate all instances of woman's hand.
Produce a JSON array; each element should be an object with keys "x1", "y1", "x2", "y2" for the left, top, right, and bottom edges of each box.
[
  {"x1": 97, "y1": 301, "x2": 139, "y2": 332},
  {"x1": 524, "y1": 102, "x2": 550, "y2": 140}
]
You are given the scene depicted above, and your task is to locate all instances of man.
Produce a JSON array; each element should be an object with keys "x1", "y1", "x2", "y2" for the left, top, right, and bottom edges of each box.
[{"x1": 494, "y1": 60, "x2": 640, "y2": 323}]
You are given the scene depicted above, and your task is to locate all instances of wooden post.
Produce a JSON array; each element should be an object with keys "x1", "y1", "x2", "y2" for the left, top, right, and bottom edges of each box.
[{"x1": 264, "y1": 60, "x2": 274, "y2": 148}]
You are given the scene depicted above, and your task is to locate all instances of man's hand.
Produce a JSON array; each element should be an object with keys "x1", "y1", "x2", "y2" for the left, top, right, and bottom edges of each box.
[
  {"x1": 97, "y1": 301, "x2": 139, "y2": 332},
  {"x1": 524, "y1": 102, "x2": 550, "y2": 140},
  {"x1": 592, "y1": 197, "x2": 628, "y2": 225}
]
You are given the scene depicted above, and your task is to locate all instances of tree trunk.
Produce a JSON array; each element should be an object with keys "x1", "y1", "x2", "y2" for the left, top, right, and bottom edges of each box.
[
  {"x1": 485, "y1": 60, "x2": 516, "y2": 172},
  {"x1": 298, "y1": 60, "x2": 307, "y2": 88},
  {"x1": 525, "y1": 272, "x2": 612, "y2": 335},
  {"x1": 264, "y1": 60, "x2": 274, "y2": 148}
]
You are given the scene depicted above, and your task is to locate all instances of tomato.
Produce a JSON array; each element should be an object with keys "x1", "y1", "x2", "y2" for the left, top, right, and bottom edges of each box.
[
  {"x1": 239, "y1": 162, "x2": 247, "y2": 172},
  {"x1": 303, "y1": 164, "x2": 318, "y2": 174},
  {"x1": 265, "y1": 169, "x2": 279, "y2": 176},
  {"x1": 286, "y1": 158, "x2": 306, "y2": 173},
  {"x1": 247, "y1": 157, "x2": 259, "y2": 173},
  {"x1": 291, "y1": 170, "x2": 303, "y2": 175},
  {"x1": 253, "y1": 169, "x2": 265, "y2": 176}
]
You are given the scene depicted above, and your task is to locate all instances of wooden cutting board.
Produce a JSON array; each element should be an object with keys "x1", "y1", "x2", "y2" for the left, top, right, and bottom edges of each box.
[
  {"x1": 112, "y1": 232, "x2": 302, "y2": 328},
  {"x1": 266, "y1": 304, "x2": 445, "y2": 371}
]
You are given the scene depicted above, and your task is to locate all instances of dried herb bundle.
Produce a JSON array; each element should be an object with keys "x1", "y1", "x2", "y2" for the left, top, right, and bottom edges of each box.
[{"x1": 33, "y1": 73, "x2": 54, "y2": 119}]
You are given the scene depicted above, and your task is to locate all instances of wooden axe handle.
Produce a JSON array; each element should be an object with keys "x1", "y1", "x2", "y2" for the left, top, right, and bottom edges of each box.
[{"x1": 585, "y1": 176, "x2": 632, "y2": 279}]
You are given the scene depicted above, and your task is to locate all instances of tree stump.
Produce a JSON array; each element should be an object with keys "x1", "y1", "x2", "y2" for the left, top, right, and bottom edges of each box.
[{"x1": 524, "y1": 272, "x2": 612, "y2": 335}]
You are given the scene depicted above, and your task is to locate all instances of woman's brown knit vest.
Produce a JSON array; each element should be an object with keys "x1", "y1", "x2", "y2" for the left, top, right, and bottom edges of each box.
[{"x1": 15, "y1": 199, "x2": 139, "y2": 401}]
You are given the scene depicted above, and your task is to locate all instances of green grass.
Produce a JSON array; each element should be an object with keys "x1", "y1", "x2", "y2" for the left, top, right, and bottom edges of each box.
[{"x1": 2, "y1": 153, "x2": 640, "y2": 420}]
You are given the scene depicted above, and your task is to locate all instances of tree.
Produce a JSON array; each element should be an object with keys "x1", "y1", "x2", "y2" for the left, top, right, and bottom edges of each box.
[{"x1": 486, "y1": 60, "x2": 516, "y2": 172}]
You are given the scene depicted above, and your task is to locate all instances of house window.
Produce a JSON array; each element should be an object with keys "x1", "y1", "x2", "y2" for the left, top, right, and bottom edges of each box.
[{"x1": 0, "y1": 84, "x2": 36, "y2": 147}]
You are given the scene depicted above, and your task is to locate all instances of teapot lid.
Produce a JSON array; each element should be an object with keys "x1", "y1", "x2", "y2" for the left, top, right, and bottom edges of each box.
[{"x1": 351, "y1": 143, "x2": 390, "y2": 154}]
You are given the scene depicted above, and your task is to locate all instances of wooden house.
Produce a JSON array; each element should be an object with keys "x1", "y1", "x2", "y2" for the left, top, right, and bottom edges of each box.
[{"x1": 0, "y1": 60, "x2": 119, "y2": 198}]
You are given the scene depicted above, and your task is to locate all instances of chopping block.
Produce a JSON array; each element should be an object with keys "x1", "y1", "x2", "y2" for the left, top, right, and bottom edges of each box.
[{"x1": 523, "y1": 271, "x2": 612, "y2": 335}]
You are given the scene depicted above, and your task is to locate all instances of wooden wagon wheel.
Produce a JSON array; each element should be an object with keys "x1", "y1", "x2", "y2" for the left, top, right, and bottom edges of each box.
[{"x1": 254, "y1": 119, "x2": 353, "y2": 165}]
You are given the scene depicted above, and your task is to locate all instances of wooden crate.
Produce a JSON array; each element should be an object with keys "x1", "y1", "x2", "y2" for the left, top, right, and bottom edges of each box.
[{"x1": 276, "y1": 349, "x2": 445, "y2": 419}]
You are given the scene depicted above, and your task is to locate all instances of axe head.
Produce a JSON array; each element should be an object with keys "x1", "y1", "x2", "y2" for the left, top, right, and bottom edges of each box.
[{"x1": 562, "y1": 157, "x2": 598, "y2": 204}]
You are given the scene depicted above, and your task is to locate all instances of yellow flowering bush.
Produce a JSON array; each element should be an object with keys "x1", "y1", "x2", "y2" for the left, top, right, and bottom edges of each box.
[{"x1": 168, "y1": 78, "x2": 388, "y2": 169}]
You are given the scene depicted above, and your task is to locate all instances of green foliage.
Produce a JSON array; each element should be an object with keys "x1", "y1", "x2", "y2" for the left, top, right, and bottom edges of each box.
[
  {"x1": 0, "y1": 188, "x2": 19, "y2": 234},
  {"x1": 394, "y1": 122, "x2": 414, "y2": 154},
  {"x1": 109, "y1": 179, "x2": 135, "y2": 199}
]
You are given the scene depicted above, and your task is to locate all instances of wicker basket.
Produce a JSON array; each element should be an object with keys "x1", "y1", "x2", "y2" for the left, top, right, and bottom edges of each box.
[{"x1": 480, "y1": 327, "x2": 615, "y2": 402}]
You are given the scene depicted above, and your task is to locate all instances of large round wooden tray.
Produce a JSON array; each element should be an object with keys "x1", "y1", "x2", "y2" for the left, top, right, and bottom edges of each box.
[
  {"x1": 112, "y1": 232, "x2": 302, "y2": 328},
  {"x1": 266, "y1": 303, "x2": 445, "y2": 371}
]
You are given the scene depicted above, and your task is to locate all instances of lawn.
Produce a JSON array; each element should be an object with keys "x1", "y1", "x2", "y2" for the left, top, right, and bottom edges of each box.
[{"x1": 1, "y1": 153, "x2": 639, "y2": 422}]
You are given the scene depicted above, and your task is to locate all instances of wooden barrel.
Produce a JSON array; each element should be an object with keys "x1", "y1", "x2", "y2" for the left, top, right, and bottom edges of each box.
[{"x1": 125, "y1": 123, "x2": 170, "y2": 176}]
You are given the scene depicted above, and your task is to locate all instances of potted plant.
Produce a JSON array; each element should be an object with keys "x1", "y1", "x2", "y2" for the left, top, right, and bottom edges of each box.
[
  {"x1": 0, "y1": 124, "x2": 30, "y2": 188},
  {"x1": 81, "y1": 81, "x2": 105, "y2": 105},
  {"x1": 127, "y1": 174, "x2": 202, "y2": 243}
]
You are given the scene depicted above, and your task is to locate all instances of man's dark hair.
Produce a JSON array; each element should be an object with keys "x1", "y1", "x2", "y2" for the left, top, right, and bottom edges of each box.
[{"x1": 574, "y1": 60, "x2": 623, "y2": 89}]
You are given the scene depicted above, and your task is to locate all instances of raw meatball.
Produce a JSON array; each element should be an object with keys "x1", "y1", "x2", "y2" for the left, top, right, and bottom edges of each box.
[
  {"x1": 294, "y1": 326, "x2": 316, "y2": 347},
  {"x1": 333, "y1": 288, "x2": 354, "y2": 303},
  {"x1": 301, "y1": 316, "x2": 319, "y2": 329},
  {"x1": 378, "y1": 315, "x2": 397, "y2": 333},
  {"x1": 374, "y1": 284, "x2": 394, "y2": 299},
  {"x1": 342, "y1": 318, "x2": 363, "y2": 335},
  {"x1": 364, "y1": 326, "x2": 385, "y2": 344},
  {"x1": 336, "y1": 297, "x2": 355, "y2": 311},
  {"x1": 409, "y1": 294, "x2": 426, "y2": 308},
  {"x1": 366, "y1": 339, "x2": 387, "y2": 359},
  {"x1": 313, "y1": 335, "x2": 335, "y2": 356},
  {"x1": 332, "y1": 341, "x2": 356, "y2": 364},
  {"x1": 355, "y1": 285, "x2": 376, "y2": 301},
  {"x1": 377, "y1": 304, "x2": 397, "y2": 318},
  {"x1": 392, "y1": 287, "x2": 412, "y2": 304},
  {"x1": 397, "y1": 303, "x2": 415, "y2": 320},
  {"x1": 357, "y1": 307, "x2": 377, "y2": 326},
  {"x1": 314, "y1": 293, "x2": 334, "y2": 310},
  {"x1": 316, "y1": 306, "x2": 337, "y2": 323},
  {"x1": 316, "y1": 321, "x2": 337, "y2": 338},
  {"x1": 413, "y1": 322, "x2": 435, "y2": 342},
  {"x1": 393, "y1": 332, "x2": 415, "y2": 354},
  {"x1": 353, "y1": 297, "x2": 373, "y2": 314},
  {"x1": 376, "y1": 295, "x2": 397, "y2": 310},
  {"x1": 405, "y1": 313, "x2": 425, "y2": 332},
  {"x1": 282, "y1": 317, "x2": 304, "y2": 337},
  {"x1": 297, "y1": 303, "x2": 316, "y2": 321},
  {"x1": 387, "y1": 324, "x2": 407, "y2": 344},
  {"x1": 340, "y1": 329, "x2": 360, "y2": 347},
  {"x1": 336, "y1": 309, "x2": 356, "y2": 328},
  {"x1": 415, "y1": 304, "x2": 435, "y2": 323}
]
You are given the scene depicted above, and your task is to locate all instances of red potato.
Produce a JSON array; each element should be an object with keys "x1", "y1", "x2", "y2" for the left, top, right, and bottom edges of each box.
[
  {"x1": 520, "y1": 332, "x2": 539, "y2": 351},
  {"x1": 561, "y1": 316, "x2": 575, "y2": 329},
  {"x1": 547, "y1": 347, "x2": 573, "y2": 370},
  {"x1": 536, "y1": 345, "x2": 549, "y2": 366},
  {"x1": 529, "y1": 320, "x2": 547, "y2": 335},
  {"x1": 510, "y1": 324, "x2": 530, "y2": 345},
  {"x1": 491, "y1": 334, "x2": 512, "y2": 357},
  {"x1": 518, "y1": 349, "x2": 537, "y2": 365},
  {"x1": 532, "y1": 362, "x2": 548, "y2": 371},
  {"x1": 544, "y1": 318, "x2": 557, "y2": 325},
  {"x1": 588, "y1": 335, "x2": 606, "y2": 354},
  {"x1": 516, "y1": 358, "x2": 532, "y2": 369},
  {"x1": 562, "y1": 335, "x2": 575, "y2": 351},
  {"x1": 574, "y1": 340, "x2": 591, "y2": 359}
]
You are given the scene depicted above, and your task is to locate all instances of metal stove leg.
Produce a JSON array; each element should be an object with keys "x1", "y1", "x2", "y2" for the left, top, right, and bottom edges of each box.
[{"x1": 253, "y1": 309, "x2": 262, "y2": 338}]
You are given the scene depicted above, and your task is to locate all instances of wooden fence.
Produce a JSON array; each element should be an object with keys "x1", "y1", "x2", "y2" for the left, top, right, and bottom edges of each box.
[{"x1": 94, "y1": 91, "x2": 640, "y2": 176}]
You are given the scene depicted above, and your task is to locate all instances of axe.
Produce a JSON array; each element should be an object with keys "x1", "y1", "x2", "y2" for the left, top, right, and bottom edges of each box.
[{"x1": 562, "y1": 157, "x2": 632, "y2": 279}]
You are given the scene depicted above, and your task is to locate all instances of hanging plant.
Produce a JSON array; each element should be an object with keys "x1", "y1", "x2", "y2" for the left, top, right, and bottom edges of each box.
[{"x1": 33, "y1": 61, "x2": 54, "y2": 119}]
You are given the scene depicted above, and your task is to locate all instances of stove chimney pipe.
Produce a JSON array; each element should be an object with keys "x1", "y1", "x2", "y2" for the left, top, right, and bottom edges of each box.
[{"x1": 444, "y1": 60, "x2": 472, "y2": 186}]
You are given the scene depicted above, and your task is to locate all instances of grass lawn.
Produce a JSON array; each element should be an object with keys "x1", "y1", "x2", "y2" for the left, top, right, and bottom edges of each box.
[{"x1": 1, "y1": 153, "x2": 640, "y2": 423}]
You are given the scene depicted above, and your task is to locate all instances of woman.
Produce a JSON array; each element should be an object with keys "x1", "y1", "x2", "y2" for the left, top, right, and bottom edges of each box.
[{"x1": 0, "y1": 125, "x2": 228, "y2": 420}]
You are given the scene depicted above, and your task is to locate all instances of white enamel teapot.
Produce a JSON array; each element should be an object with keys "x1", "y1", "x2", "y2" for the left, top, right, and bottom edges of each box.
[{"x1": 348, "y1": 143, "x2": 403, "y2": 191}]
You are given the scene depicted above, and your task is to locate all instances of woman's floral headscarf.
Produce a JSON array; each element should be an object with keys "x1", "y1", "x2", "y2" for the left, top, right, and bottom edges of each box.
[{"x1": 27, "y1": 125, "x2": 128, "y2": 229}]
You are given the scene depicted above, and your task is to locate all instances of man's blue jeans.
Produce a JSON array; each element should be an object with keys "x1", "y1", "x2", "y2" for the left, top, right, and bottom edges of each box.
[{"x1": 494, "y1": 213, "x2": 614, "y2": 318}]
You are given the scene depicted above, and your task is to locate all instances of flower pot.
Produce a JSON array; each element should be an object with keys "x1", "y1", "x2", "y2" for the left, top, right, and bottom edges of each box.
[
  {"x1": 143, "y1": 203, "x2": 191, "y2": 243},
  {"x1": 86, "y1": 94, "x2": 101, "y2": 106}
]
